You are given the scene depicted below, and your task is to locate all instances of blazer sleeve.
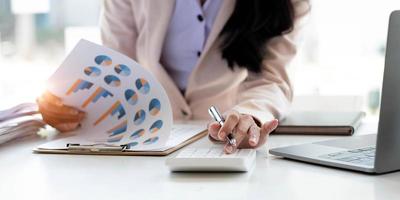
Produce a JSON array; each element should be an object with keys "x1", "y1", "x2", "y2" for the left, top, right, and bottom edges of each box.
[
  {"x1": 232, "y1": 0, "x2": 311, "y2": 124},
  {"x1": 100, "y1": 0, "x2": 138, "y2": 59}
]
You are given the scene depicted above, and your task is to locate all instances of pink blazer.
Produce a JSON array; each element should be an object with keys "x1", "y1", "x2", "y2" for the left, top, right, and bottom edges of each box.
[{"x1": 100, "y1": 0, "x2": 310, "y2": 124}]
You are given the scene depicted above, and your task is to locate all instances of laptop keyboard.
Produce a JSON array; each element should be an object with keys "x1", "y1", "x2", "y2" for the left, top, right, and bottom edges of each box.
[{"x1": 319, "y1": 146, "x2": 375, "y2": 166}]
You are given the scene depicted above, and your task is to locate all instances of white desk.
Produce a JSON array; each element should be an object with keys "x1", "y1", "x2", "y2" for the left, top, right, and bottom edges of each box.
[{"x1": 0, "y1": 122, "x2": 399, "y2": 200}]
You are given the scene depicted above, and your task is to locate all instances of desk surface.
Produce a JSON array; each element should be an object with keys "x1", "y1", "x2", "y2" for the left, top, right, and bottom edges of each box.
[{"x1": 0, "y1": 122, "x2": 399, "y2": 200}]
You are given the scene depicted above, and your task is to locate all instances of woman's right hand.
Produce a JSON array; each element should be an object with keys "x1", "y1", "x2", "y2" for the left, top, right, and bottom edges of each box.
[{"x1": 37, "y1": 91, "x2": 85, "y2": 132}]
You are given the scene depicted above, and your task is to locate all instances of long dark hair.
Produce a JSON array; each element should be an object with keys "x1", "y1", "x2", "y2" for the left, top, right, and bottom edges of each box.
[{"x1": 220, "y1": 0, "x2": 295, "y2": 73}]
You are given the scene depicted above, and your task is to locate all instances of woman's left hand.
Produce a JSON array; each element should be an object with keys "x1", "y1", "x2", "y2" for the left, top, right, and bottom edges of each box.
[{"x1": 208, "y1": 110, "x2": 279, "y2": 154}]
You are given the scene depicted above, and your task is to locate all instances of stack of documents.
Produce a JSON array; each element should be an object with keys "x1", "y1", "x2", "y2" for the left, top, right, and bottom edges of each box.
[{"x1": 0, "y1": 103, "x2": 45, "y2": 145}]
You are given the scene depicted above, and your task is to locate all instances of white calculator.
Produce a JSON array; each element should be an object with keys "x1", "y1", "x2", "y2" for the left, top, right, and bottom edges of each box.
[{"x1": 166, "y1": 147, "x2": 256, "y2": 172}]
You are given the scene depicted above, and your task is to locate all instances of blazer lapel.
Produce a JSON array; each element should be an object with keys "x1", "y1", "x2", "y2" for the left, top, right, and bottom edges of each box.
[
  {"x1": 141, "y1": 0, "x2": 237, "y2": 117},
  {"x1": 185, "y1": 0, "x2": 237, "y2": 98},
  {"x1": 197, "y1": 0, "x2": 236, "y2": 64},
  {"x1": 143, "y1": 0, "x2": 192, "y2": 117}
]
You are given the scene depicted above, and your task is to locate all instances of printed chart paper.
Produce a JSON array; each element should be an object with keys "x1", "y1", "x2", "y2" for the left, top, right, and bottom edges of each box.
[{"x1": 47, "y1": 39, "x2": 172, "y2": 150}]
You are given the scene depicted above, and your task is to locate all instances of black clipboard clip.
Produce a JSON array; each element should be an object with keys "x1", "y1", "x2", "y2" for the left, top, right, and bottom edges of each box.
[{"x1": 66, "y1": 143, "x2": 128, "y2": 152}]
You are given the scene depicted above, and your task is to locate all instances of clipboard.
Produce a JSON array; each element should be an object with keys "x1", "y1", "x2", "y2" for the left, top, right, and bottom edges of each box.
[{"x1": 34, "y1": 124, "x2": 208, "y2": 156}]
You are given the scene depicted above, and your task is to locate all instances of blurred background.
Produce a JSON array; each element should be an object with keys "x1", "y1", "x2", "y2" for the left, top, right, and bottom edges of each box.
[{"x1": 0, "y1": 0, "x2": 399, "y2": 119}]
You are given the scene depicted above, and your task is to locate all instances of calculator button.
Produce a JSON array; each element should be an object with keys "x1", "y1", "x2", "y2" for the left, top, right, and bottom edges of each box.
[{"x1": 166, "y1": 147, "x2": 256, "y2": 172}]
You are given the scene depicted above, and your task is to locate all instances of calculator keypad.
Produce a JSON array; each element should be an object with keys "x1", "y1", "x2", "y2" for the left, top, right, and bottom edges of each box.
[{"x1": 177, "y1": 147, "x2": 251, "y2": 158}]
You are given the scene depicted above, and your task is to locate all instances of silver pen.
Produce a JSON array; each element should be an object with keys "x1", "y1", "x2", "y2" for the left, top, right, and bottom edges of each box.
[{"x1": 208, "y1": 106, "x2": 237, "y2": 146}]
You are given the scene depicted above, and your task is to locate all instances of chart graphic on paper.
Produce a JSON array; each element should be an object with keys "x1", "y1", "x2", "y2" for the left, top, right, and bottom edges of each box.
[
  {"x1": 81, "y1": 87, "x2": 114, "y2": 108},
  {"x1": 130, "y1": 129, "x2": 145, "y2": 140},
  {"x1": 136, "y1": 78, "x2": 150, "y2": 94},
  {"x1": 94, "y1": 101, "x2": 126, "y2": 126},
  {"x1": 143, "y1": 136, "x2": 159, "y2": 145},
  {"x1": 47, "y1": 39, "x2": 173, "y2": 150},
  {"x1": 114, "y1": 64, "x2": 131, "y2": 76},
  {"x1": 66, "y1": 79, "x2": 94, "y2": 95},
  {"x1": 84, "y1": 66, "x2": 101, "y2": 77},
  {"x1": 125, "y1": 89, "x2": 138, "y2": 105},
  {"x1": 149, "y1": 98, "x2": 161, "y2": 116},
  {"x1": 106, "y1": 120, "x2": 128, "y2": 143},
  {"x1": 95, "y1": 55, "x2": 112, "y2": 66},
  {"x1": 133, "y1": 109, "x2": 146, "y2": 125},
  {"x1": 104, "y1": 75, "x2": 121, "y2": 87},
  {"x1": 149, "y1": 120, "x2": 163, "y2": 133},
  {"x1": 107, "y1": 120, "x2": 128, "y2": 137}
]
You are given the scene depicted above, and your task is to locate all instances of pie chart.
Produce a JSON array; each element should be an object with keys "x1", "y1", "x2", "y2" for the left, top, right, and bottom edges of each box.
[
  {"x1": 130, "y1": 129, "x2": 145, "y2": 140},
  {"x1": 149, "y1": 98, "x2": 161, "y2": 116},
  {"x1": 149, "y1": 120, "x2": 163, "y2": 133},
  {"x1": 107, "y1": 134, "x2": 123, "y2": 143},
  {"x1": 84, "y1": 66, "x2": 101, "y2": 77},
  {"x1": 143, "y1": 136, "x2": 159, "y2": 145},
  {"x1": 133, "y1": 109, "x2": 146, "y2": 125},
  {"x1": 94, "y1": 55, "x2": 112, "y2": 66},
  {"x1": 135, "y1": 78, "x2": 150, "y2": 94},
  {"x1": 104, "y1": 75, "x2": 121, "y2": 87},
  {"x1": 125, "y1": 89, "x2": 138, "y2": 105},
  {"x1": 126, "y1": 141, "x2": 138, "y2": 148},
  {"x1": 114, "y1": 64, "x2": 131, "y2": 76}
]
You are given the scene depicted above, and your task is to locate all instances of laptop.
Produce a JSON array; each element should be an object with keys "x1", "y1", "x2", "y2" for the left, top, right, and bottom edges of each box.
[{"x1": 269, "y1": 10, "x2": 400, "y2": 174}]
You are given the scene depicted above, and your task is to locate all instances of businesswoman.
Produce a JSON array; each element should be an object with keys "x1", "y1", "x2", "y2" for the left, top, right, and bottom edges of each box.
[{"x1": 37, "y1": 0, "x2": 310, "y2": 153}]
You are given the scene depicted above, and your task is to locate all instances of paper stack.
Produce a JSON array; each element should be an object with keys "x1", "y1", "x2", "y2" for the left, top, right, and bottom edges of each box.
[{"x1": 0, "y1": 103, "x2": 45, "y2": 145}]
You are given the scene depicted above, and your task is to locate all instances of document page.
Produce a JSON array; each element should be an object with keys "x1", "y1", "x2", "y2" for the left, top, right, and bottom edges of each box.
[{"x1": 130, "y1": 122, "x2": 207, "y2": 152}]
